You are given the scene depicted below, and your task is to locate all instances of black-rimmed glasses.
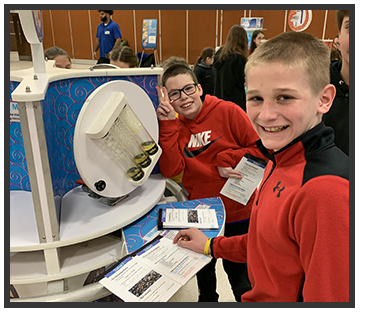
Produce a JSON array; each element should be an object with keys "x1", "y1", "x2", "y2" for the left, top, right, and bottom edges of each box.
[{"x1": 168, "y1": 83, "x2": 198, "y2": 102}]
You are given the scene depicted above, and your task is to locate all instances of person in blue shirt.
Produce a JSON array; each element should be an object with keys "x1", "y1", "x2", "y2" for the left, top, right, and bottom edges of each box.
[{"x1": 93, "y1": 10, "x2": 122, "y2": 64}]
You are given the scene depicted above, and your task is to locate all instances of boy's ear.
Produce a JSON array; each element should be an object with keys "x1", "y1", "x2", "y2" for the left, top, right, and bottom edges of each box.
[
  {"x1": 317, "y1": 84, "x2": 336, "y2": 114},
  {"x1": 197, "y1": 83, "x2": 203, "y2": 97}
]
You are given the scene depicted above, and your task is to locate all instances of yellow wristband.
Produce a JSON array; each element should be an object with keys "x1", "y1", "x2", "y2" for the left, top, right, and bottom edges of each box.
[{"x1": 204, "y1": 238, "x2": 212, "y2": 256}]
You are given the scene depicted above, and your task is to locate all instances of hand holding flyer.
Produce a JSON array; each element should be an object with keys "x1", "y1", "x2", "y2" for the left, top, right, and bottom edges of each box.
[{"x1": 220, "y1": 155, "x2": 266, "y2": 205}]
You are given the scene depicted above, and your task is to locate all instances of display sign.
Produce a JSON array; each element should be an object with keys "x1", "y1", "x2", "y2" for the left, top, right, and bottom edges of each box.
[
  {"x1": 10, "y1": 102, "x2": 20, "y2": 122},
  {"x1": 142, "y1": 19, "x2": 157, "y2": 49},
  {"x1": 241, "y1": 17, "x2": 264, "y2": 49},
  {"x1": 323, "y1": 39, "x2": 333, "y2": 49},
  {"x1": 288, "y1": 10, "x2": 312, "y2": 32},
  {"x1": 240, "y1": 17, "x2": 263, "y2": 29},
  {"x1": 32, "y1": 10, "x2": 43, "y2": 42}
]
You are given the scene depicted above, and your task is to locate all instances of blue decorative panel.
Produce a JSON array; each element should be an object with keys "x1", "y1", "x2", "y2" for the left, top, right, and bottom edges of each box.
[{"x1": 10, "y1": 81, "x2": 31, "y2": 191}]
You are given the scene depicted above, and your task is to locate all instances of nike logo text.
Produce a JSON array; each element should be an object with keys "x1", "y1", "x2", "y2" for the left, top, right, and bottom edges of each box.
[
  {"x1": 188, "y1": 130, "x2": 212, "y2": 148},
  {"x1": 184, "y1": 131, "x2": 222, "y2": 158}
]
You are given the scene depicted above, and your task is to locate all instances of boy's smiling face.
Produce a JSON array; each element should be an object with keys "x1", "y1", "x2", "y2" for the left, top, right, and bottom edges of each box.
[
  {"x1": 246, "y1": 62, "x2": 329, "y2": 151},
  {"x1": 165, "y1": 73, "x2": 203, "y2": 120}
]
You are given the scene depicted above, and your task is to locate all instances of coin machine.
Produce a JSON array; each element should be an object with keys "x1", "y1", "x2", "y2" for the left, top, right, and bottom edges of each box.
[{"x1": 9, "y1": 10, "x2": 186, "y2": 302}]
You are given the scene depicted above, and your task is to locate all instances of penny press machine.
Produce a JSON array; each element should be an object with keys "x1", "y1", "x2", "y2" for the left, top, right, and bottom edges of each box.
[{"x1": 9, "y1": 10, "x2": 184, "y2": 302}]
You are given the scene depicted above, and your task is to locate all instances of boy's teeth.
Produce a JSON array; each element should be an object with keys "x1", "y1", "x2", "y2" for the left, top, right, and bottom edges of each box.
[
  {"x1": 264, "y1": 126, "x2": 288, "y2": 132},
  {"x1": 182, "y1": 102, "x2": 192, "y2": 108}
]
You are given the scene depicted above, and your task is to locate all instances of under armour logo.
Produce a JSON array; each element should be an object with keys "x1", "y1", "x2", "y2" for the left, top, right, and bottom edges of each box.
[{"x1": 273, "y1": 181, "x2": 285, "y2": 198}]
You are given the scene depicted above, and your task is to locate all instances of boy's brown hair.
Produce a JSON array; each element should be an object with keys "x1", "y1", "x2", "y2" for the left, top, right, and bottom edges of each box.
[
  {"x1": 162, "y1": 64, "x2": 198, "y2": 87},
  {"x1": 245, "y1": 31, "x2": 330, "y2": 95},
  {"x1": 161, "y1": 56, "x2": 190, "y2": 71},
  {"x1": 336, "y1": 10, "x2": 349, "y2": 31}
]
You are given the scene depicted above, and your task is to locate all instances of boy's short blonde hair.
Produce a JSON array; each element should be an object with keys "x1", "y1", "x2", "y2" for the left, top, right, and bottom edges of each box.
[{"x1": 245, "y1": 31, "x2": 330, "y2": 95}]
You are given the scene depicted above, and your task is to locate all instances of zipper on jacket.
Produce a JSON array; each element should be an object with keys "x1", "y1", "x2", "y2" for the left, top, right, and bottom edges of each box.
[{"x1": 256, "y1": 161, "x2": 276, "y2": 205}]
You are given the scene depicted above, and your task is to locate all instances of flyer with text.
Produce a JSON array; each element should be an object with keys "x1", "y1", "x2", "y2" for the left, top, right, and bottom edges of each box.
[
  {"x1": 221, "y1": 155, "x2": 266, "y2": 205},
  {"x1": 100, "y1": 232, "x2": 212, "y2": 302},
  {"x1": 158, "y1": 208, "x2": 218, "y2": 230}
]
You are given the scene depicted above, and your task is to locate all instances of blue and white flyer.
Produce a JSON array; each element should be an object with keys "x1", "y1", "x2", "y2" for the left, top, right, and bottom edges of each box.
[{"x1": 100, "y1": 232, "x2": 211, "y2": 302}]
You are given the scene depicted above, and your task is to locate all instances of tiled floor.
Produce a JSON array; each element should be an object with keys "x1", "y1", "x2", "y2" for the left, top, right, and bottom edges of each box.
[
  {"x1": 9, "y1": 58, "x2": 237, "y2": 303},
  {"x1": 168, "y1": 258, "x2": 236, "y2": 302}
]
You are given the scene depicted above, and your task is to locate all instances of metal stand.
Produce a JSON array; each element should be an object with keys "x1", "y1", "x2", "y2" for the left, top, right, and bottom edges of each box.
[{"x1": 139, "y1": 48, "x2": 159, "y2": 67}]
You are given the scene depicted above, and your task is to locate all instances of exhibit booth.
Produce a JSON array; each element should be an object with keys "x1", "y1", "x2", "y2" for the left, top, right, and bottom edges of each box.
[{"x1": 9, "y1": 10, "x2": 225, "y2": 302}]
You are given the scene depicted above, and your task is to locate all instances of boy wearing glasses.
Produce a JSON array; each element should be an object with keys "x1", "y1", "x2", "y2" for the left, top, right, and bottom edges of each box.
[{"x1": 156, "y1": 65, "x2": 265, "y2": 302}]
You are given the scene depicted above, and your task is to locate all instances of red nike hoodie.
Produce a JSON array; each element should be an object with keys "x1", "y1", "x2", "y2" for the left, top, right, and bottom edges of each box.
[{"x1": 158, "y1": 94, "x2": 265, "y2": 223}]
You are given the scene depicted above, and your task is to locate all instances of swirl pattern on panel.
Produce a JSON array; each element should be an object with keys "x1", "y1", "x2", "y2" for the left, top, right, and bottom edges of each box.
[
  {"x1": 10, "y1": 81, "x2": 31, "y2": 191},
  {"x1": 42, "y1": 75, "x2": 160, "y2": 198}
]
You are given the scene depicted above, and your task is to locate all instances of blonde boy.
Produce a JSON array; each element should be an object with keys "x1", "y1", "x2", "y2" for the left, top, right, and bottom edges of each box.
[{"x1": 173, "y1": 32, "x2": 349, "y2": 302}]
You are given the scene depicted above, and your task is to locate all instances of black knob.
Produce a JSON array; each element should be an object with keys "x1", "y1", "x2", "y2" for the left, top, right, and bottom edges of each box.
[{"x1": 94, "y1": 180, "x2": 106, "y2": 192}]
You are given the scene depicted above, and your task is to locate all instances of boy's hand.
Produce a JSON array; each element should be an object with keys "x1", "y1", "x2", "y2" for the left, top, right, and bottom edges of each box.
[
  {"x1": 173, "y1": 228, "x2": 209, "y2": 254},
  {"x1": 156, "y1": 86, "x2": 176, "y2": 121},
  {"x1": 217, "y1": 166, "x2": 242, "y2": 179}
]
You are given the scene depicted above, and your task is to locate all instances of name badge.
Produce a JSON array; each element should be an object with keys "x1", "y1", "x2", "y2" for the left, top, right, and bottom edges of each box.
[
  {"x1": 105, "y1": 30, "x2": 110, "y2": 35},
  {"x1": 220, "y1": 154, "x2": 266, "y2": 205}
]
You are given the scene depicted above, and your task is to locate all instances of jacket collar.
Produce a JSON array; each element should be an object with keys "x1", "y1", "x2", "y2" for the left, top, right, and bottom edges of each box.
[{"x1": 256, "y1": 122, "x2": 335, "y2": 165}]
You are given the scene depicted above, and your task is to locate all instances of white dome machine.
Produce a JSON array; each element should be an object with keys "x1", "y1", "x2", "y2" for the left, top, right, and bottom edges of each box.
[{"x1": 73, "y1": 80, "x2": 162, "y2": 203}]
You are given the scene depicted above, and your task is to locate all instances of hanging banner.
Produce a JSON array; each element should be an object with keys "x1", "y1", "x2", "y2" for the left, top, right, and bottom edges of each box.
[
  {"x1": 142, "y1": 19, "x2": 157, "y2": 49},
  {"x1": 288, "y1": 10, "x2": 312, "y2": 32}
]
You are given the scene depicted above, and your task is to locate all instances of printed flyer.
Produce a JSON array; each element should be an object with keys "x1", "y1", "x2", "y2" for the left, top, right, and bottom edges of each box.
[{"x1": 100, "y1": 231, "x2": 212, "y2": 302}]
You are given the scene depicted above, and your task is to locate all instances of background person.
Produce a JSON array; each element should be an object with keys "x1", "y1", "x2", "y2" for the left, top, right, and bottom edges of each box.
[
  {"x1": 44, "y1": 46, "x2": 71, "y2": 69},
  {"x1": 330, "y1": 48, "x2": 341, "y2": 61},
  {"x1": 249, "y1": 30, "x2": 265, "y2": 55},
  {"x1": 323, "y1": 10, "x2": 349, "y2": 156},
  {"x1": 333, "y1": 35, "x2": 341, "y2": 50},
  {"x1": 93, "y1": 10, "x2": 122, "y2": 64},
  {"x1": 110, "y1": 46, "x2": 139, "y2": 68},
  {"x1": 332, "y1": 35, "x2": 342, "y2": 59},
  {"x1": 213, "y1": 25, "x2": 249, "y2": 111},
  {"x1": 193, "y1": 47, "x2": 215, "y2": 102}
]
